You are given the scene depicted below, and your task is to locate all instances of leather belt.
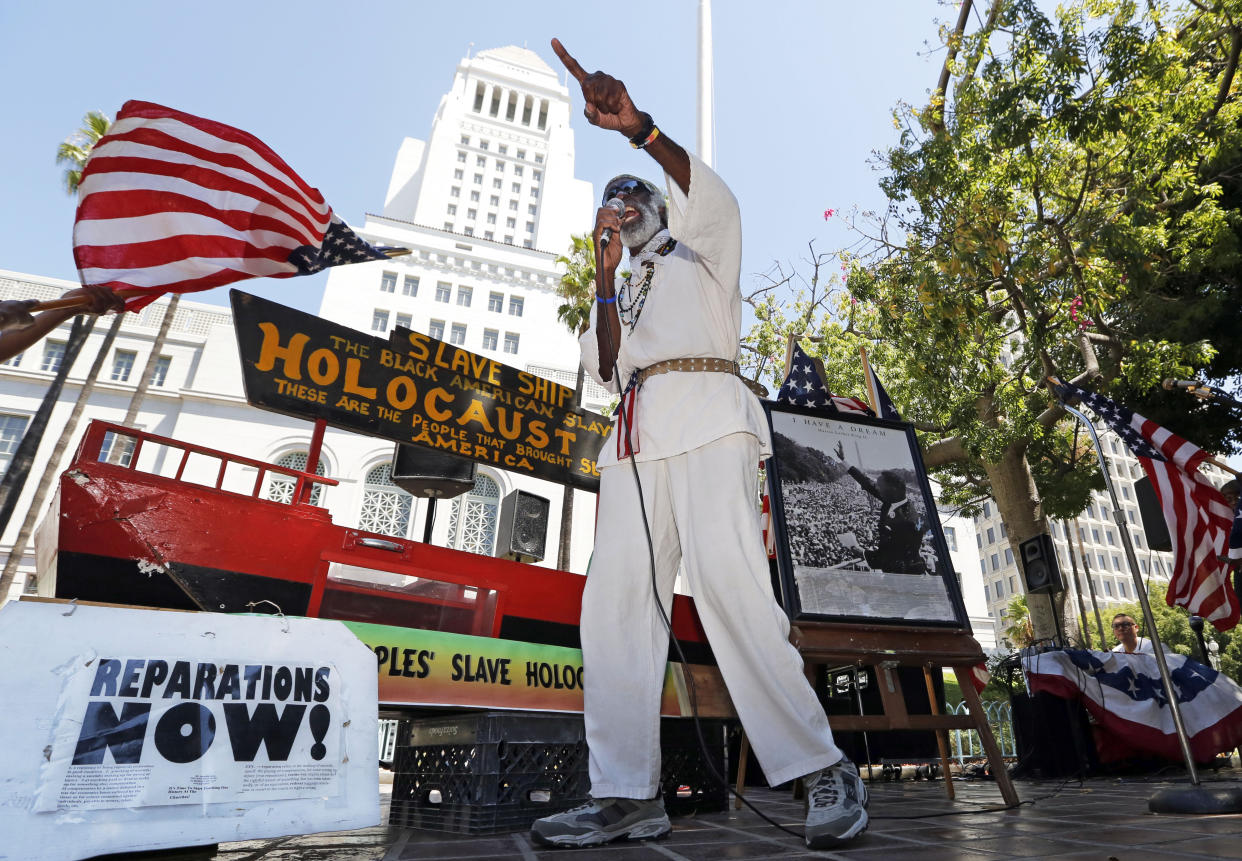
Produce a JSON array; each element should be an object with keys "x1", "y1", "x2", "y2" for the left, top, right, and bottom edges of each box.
[{"x1": 635, "y1": 357, "x2": 768, "y2": 397}]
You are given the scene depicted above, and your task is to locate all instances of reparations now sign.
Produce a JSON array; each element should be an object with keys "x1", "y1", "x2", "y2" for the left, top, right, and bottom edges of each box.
[{"x1": 231, "y1": 291, "x2": 610, "y2": 491}]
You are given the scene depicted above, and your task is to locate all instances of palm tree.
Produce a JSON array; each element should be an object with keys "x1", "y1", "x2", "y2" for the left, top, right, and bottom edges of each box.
[
  {"x1": 56, "y1": 110, "x2": 111, "y2": 194},
  {"x1": 1002, "y1": 594, "x2": 1035, "y2": 649},
  {"x1": 553, "y1": 233, "x2": 597, "y2": 571},
  {"x1": 0, "y1": 111, "x2": 121, "y2": 602}
]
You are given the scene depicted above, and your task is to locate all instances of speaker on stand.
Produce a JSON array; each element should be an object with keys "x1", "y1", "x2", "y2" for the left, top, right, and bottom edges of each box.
[
  {"x1": 390, "y1": 445, "x2": 477, "y2": 543},
  {"x1": 1133, "y1": 475, "x2": 1172, "y2": 552},
  {"x1": 1019, "y1": 533, "x2": 1066, "y2": 647},
  {"x1": 495, "y1": 490, "x2": 550, "y2": 563}
]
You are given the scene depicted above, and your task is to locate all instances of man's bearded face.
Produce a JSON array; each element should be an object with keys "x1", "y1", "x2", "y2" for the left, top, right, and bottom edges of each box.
[{"x1": 620, "y1": 191, "x2": 664, "y2": 248}]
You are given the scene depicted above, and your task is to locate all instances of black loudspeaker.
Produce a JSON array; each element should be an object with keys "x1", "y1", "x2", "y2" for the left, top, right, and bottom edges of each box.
[
  {"x1": 1010, "y1": 690, "x2": 1098, "y2": 779},
  {"x1": 1019, "y1": 534, "x2": 1064, "y2": 594},
  {"x1": 1134, "y1": 475, "x2": 1172, "y2": 552},
  {"x1": 495, "y1": 490, "x2": 550, "y2": 563},
  {"x1": 390, "y1": 444, "x2": 476, "y2": 498}
]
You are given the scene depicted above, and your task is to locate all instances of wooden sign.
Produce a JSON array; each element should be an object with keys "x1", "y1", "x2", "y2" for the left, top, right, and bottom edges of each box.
[{"x1": 231, "y1": 291, "x2": 609, "y2": 491}]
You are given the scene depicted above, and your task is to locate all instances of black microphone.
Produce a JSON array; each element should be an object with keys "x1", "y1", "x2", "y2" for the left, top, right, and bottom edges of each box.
[
  {"x1": 600, "y1": 197, "x2": 625, "y2": 248},
  {"x1": 1164, "y1": 378, "x2": 1214, "y2": 399}
]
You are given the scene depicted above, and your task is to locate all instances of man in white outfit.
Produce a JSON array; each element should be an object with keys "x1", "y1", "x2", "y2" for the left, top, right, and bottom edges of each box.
[{"x1": 532, "y1": 39, "x2": 869, "y2": 851}]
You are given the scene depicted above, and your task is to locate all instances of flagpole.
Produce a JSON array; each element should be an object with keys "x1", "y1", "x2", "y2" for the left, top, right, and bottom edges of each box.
[{"x1": 1059, "y1": 402, "x2": 1200, "y2": 783}]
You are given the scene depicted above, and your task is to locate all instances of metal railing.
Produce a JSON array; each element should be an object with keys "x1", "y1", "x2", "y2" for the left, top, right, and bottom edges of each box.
[{"x1": 947, "y1": 699, "x2": 1016, "y2": 763}]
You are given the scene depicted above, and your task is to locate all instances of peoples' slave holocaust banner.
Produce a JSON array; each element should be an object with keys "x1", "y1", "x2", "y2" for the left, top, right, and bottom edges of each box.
[{"x1": 231, "y1": 291, "x2": 610, "y2": 492}]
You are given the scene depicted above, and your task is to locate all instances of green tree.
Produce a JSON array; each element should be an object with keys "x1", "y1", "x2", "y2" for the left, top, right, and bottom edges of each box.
[
  {"x1": 55, "y1": 110, "x2": 111, "y2": 194},
  {"x1": 839, "y1": 0, "x2": 1242, "y2": 639},
  {"x1": 1002, "y1": 594, "x2": 1034, "y2": 649},
  {"x1": 552, "y1": 233, "x2": 597, "y2": 571}
]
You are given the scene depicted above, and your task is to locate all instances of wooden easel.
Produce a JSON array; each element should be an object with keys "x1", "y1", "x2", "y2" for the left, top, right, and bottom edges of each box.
[{"x1": 733, "y1": 622, "x2": 1019, "y2": 807}]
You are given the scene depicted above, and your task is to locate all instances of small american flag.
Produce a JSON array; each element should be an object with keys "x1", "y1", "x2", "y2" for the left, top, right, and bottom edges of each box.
[
  {"x1": 863, "y1": 359, "x2": 901, "y2": 421},
  {"x1": 1052, "y1": 379, "x2": 1238, "y2": 631},
  {"x1": 777, "y1": 344, "x2": 873, "y2": 415},
  {"x1": 73, "y1": 100, "x2": 390, "y2": 311}
]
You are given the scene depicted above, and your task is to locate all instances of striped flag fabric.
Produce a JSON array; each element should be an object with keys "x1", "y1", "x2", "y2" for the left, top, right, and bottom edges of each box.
[
  {"x1": 1052, "y1": 379, "x2": 1238, "y2": 630},
  {"x1": 73, "y1": 100, "x2": 390, "y2": 311},
  {"x1": 862, "y1": 356, "x2": 902, "y2": 421},
  {"x1": 777, "y1": 344, "x2": 873, "y2": 415}
]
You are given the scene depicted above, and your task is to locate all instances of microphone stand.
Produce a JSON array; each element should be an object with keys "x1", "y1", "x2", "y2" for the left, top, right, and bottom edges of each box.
[{"x1": 1061, "y1": 403, "x2": 1242, "y2": 814}]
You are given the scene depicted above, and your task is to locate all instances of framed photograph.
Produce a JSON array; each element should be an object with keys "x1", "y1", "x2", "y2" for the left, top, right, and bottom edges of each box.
[{"x1": 763, "y1": 401, "x2": 969, "y2": 628}]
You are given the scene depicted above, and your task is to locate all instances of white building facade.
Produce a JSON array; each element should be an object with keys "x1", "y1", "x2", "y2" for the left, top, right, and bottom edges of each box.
[{"x1": 0, "y1": 45, "x2": 607, "y2": 605}]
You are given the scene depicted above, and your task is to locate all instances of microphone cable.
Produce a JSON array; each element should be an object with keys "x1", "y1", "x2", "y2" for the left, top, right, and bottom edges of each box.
[{"x1": 595, "y1": 243, "x2": 808, "y2": 841}]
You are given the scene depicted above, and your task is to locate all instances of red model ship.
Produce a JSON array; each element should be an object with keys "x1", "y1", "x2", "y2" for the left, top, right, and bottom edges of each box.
[{"x1": 36, "y1": 420, "x2": 713, "y2": 663}]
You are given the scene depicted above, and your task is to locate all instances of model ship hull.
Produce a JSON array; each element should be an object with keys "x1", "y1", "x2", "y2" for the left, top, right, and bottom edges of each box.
[{"x1": 36, "y1": 421, "x2": 713, "y2": 664}]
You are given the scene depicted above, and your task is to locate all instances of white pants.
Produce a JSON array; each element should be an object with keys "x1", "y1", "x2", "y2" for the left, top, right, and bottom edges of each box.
[{"x1": 582, "y1": 432, "x2": 843, "y2": 798}]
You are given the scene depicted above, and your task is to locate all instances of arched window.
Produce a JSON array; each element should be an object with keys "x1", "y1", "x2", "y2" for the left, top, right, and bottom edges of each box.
[
  {"x1": 446, "y1": 473, "x2": 500, "y2": 555},
  {"x1": 359, "y1": 463, "x2": 413, "y2": 538},
  {"x1": 266, "y1": 451, "x2": 326, "y2": 506}
]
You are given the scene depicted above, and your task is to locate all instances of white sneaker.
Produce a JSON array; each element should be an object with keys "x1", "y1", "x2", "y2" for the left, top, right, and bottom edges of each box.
[
  {"x1": 803, "y1": 758, "x2": 869, "y2": 848},
  {"x1": 530, "y1": 796, "x2": 670, "y2": 847}
]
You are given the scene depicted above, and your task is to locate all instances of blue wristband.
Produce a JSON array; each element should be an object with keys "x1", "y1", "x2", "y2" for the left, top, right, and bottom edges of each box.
[{"x1": 596, "y1": 295, "x2": 616, "y2": 304}]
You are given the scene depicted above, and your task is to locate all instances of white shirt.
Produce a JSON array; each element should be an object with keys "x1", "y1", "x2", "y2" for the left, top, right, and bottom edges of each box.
[
  {"x1": 580, "y1": 155, "x2": 771, "y2": 468},
  {"x1": 1112, "y1": 638, "x2": 1155, "y2": 654}
]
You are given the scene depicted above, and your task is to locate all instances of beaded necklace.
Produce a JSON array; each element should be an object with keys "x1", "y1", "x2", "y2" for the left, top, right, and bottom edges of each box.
[{"x1": 617, "y1": 236, "x2": 677, "y2": 332}]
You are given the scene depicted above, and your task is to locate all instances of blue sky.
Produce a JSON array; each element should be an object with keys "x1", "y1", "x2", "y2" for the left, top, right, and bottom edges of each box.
[{"x1": 0, "y1": 1, "x2": 951, "y2": 314}]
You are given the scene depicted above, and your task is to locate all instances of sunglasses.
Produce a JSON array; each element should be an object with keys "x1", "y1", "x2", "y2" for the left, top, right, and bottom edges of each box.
[
  {"x1": 1112, "y1": 622, "x2": 1135, "y2": 629},
  {"x1": 602, "y1": 179, "x2": 651, "y2": 204}
]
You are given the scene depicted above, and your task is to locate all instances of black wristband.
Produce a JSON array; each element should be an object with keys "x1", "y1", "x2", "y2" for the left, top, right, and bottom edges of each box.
[{"x1": 627, "y1": 113, "x2": 655, "y2": 147}]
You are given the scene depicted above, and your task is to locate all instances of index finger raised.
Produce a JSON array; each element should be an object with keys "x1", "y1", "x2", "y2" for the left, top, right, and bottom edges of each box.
[{"x1": 550, "y1": 38, "x2": 588, "y2": 83}]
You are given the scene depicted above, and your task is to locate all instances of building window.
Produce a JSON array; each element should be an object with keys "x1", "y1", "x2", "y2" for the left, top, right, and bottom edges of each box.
[
  {"x1": 490, "y1": 195, "x2": 500, "y2": 206},
  {"x1": 479, "y1": 140, "x2": 489, "y2": 151},
  {"x1": 447, "y1": 204, "x2": 457, "y2": 215},
  {"x1": 503, "y1": 332, "x2": 519, "y2": 354},
  {"x1": 1120, "y1": 580, "x2": 1128, "y2": 597},
  {"x1": 380, "y1": 271, "x2": 397, "y2": 292},
  {"x1": 470, "y1": 190, "x2": 480, "y2": 203},
  {"x1": 107, "y1": 349, "x2": 135, "y2": 383},
  {"x1": 446, "y1": 473, "x2": 500, "y2": 555},
  {"x1": 482, "y1": 328, "x2": 498, "y2": 350},
  {"x1": 514, "y1": 165, "x2": 523, "y2": 177},
  {"x1": 982, "y1": 502, "x2": 991, "y2": 517},
  {"x1": 460, "y1": 134, "x2": 470, "y2": 145},
  {"x1": 149, "y1": 356, "x2": 171, "y2": 387},
  {"x1": 473, "y1": 173, "x2": 483, "y2": 185},
  {"x1": 523, "y1": 240, "x2": 533, "y2": 248},
  {"x1": 979, "y1": 560, "x2": 987, "y2": 575},
  {"x1": 450, "y1": 187, "x2": 461, "y2": 198},
  {"x1": 454, "y1": 169, "x2": 463, "y2": 180},
  {"x1": 525, "y1": 221, "x2": 535, "y2": 233},
  {"x1": 990, "y1": 553, "x2": 999, "y2": 571},
  {"x1": 0, "y1": 413, "x2": 29, "y2": 474},
  {"x1": 493, "y1": 178, "x2": 503, "y2": 189},
  {"x1": 443, "y1": 222, "x2": 453, "y2": 231},
  {"x1": 488, "y1": 292, "x2": 504, "y2": 313},
  {"x1": 403, "y1": 276, "x2": 419, "y2": 296},
  {"x1": 358, "y1": 463, "x2": 413, "y2": 538},
  {"x1": 530, "y1": 188, "x2": 539, "y2": 199},
  {"x1": 512, "y1": 182, "x2": 521, "y2": 193},
  {"x1": 1009, "y1": 575, "x2": 1017, "y2": 592},
  {"x1": 986, "y1": 527, "x2": 994, "y2": 544},
  {"x1": 41, "y1": 340, "x2": 66, "y2": 373},
  {"x1": 528, "y1": 204, "x2": 538, "y2": 215},
  {"x1": 428, "y1": 319, "x2": 444, "y2": 340},
  {"x1": 976, "y1": 533, "x2": 982, "y2": 549},
  {"x1": 996, "y1": 579, "x2": 1004, "y2": 598},
  {"x1": 1104, "y1": 579, "x2": 1113, "y2": 596},
  {"x1": 484, "y1": 231, "x2": 494, "y2": 240},
  {"x1": 498, "y1": 144, "x2": 508, "y2": 155},
  {"x1": 495, "y1": 159, "x2": 505, "y2": 172},
  {"x1": 371, "y1": 309, "x2": 389, "y2": 332},
  {"x1": 516, "y1": 149, "x2": 526, "y2": 160},
  {"x1": 0, "y1": 351, "x2": 22, "y2": 367},
  {"x1": 508, "y1": 296, "x2": 524, "y2": 317},
  {"x1": 467, "y1": 208, "x2": 477, "y2": 220},
  {"x1": 476, "y1": 155, "x2": 487, "y2": 166},
  {"x1": 266, "y1": 451, "x2": 327, "y2": 507},
  {"x1": 533, "y1": 169, "x2": 542, "y2": 181},
  {"x1": 506, "y1": 217, "x2": 516, "y2": 229},
  {"x1": 435, "y1": 282, "x2": 451, "y2": 303},
  {"x1": 509, "y1": 200, "x2": 518, "y2": 211},
  {"x1": 486, "y1": 213, "x2": 496, "y2": 225},
  {"x1": 983, "y1": 583, "x2": 990, "y2": 601},
  {"x1": 457, "y1": 286, "x2": 473, "y2": 307},
  {"x1": 463, "y1": 226, "x2": 473, "y2": 236},
  {"x1": 450, "y1": 323, "x2": 466, "y2": 345},
  {"x1": 457, "y1": 151, "x2": 467, "y2": 163},
  {"x1": 1004, "y1": 547, "x2": 1013, "y2": 565},
  {"x1": 535, "y1": 153, "x2": 544, "y2": 164},
  {"x1": 504, "y1": 235, "x2": 513, "y2": 244},
  {"x1": 943, "y1": 526, "x2": 957, "y2": 552},
  {"x1": 396, "y1": 313, "x2": 412, "y2": 329}
]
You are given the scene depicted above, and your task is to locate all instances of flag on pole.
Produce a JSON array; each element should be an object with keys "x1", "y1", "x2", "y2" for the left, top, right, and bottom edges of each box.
[
  {"x1": 1051, "y1": 378, "x2": 1238, "y2": 630},
  {"x1": 73, "y1": 100, "x2": 393, "y2": 311},
  {"x1": 777, "y1": 344, "x2": 873, "y2": 415},
  {"x1": 860, "y1": 347, "x2": 901, "y2": 421},
  {"x1": 1023, "y1": 649, "x2": 1242, "y2": 762}
]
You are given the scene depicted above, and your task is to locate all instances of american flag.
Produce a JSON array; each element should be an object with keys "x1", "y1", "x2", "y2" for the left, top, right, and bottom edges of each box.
[
  {"x1": 73, "y1": 100, "x2": 390, "y2": 311},
  {"x1": 777, "y1": 344, "x2": 873, "y2": 415},
  {"x1": 863, "y1": 358, "x2": 902, "y2": 421},
  {"x1": 1024, "y1": 650, "x2": 1242, "y2": 762},
  {"x1": 1052, "y1": 379, "x2": 1238, "y2": 630}
]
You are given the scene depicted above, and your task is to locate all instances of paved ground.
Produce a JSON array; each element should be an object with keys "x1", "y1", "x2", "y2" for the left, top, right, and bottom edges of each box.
[{"x1": 121, "y1": 765, "x2": 1242, "y2": 861}]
